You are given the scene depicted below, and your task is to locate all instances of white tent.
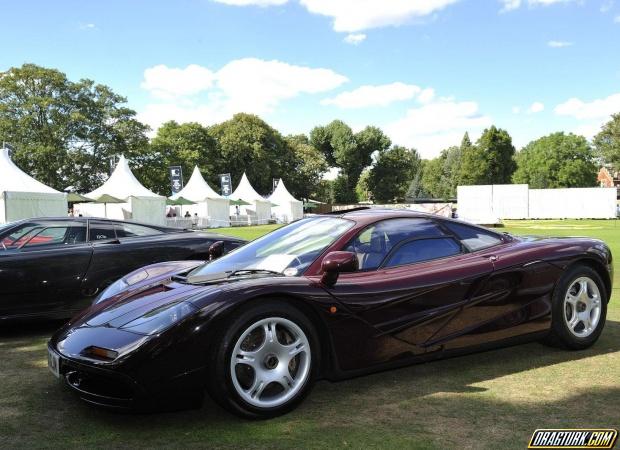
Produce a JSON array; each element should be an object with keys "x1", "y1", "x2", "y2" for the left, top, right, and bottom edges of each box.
[
  {"x1": 268, "y1": 179, "x2": 303, "y2": 223},
  {"x1": 170, "y1": 166, "x2": 230, "y2": 227},
  {"x1": 0, "y1": 148, "x2": 67, "y2": 223},
  {"x1": 75, "y1": 155, "x2": 165, "y2": 225},
  {"x1": 229, "y1": 173, "x2": 271, "y2": 225}
]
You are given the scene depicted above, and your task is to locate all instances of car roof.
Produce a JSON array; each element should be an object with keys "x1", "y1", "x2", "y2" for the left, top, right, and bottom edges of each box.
[
  {"x1": 321, "y1": 207, "x2": 436, "y2": 222},
  {"x1": 3, "y1": 217, "x2": 184, "y2": 233}
]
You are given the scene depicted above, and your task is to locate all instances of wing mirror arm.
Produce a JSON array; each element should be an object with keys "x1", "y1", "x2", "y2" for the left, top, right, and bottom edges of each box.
[
  {"x1": 208, "y1": 241, "x2": 225, "y2": 260},
  {"x1": 320, "y1": 251, "x2": 358, "y2": 288}
]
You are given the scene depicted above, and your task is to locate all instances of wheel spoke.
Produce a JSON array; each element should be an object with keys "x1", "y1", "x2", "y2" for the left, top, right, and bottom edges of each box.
[
  {"x1": 248, "y1": 377, "x2": 268, "y2": 399},
  {"x1": 277, "y1": 373, "x2": 295, "y2": 393},
  {"x1": 284, "y1": 340, "x2": 306, "y2": 360},
  {"x1": 234, "y1": 350, "x2": 258, "y2": 369},
  {"x1": 263, "y1": 321, "x2": 276, "y2": 344},
  {"x1": 578, "y1": 280, "x2": 588, "y2": 298}
]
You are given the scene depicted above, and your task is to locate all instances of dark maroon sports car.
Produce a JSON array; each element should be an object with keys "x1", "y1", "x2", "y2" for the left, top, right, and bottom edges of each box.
[{"x1": 48, "y1": 209, "x2": 612, "y2": 418}]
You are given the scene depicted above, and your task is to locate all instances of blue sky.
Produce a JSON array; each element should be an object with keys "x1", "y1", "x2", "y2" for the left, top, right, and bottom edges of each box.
[{"x1": 2, "y1": 0, "x2": 620, "y2": 158}]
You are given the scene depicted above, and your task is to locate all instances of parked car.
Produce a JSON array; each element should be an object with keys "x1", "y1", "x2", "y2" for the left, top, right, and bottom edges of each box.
[
  {"x1": 0, "y1": 217, "x2": 244, "y2": 321},
  {"x1": 48, "y1": 209, "x2": 612, "y2": 418}
]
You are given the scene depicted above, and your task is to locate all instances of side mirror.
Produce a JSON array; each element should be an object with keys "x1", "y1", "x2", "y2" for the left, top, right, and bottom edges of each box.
[
  {"x1": 320, "y1": 251, "x2": 358, "y2": 287},
  {"x1": 208, "y1": 241, "x2": 225, "y2": 260}
]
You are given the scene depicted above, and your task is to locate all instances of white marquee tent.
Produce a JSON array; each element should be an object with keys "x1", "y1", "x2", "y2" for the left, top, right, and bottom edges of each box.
[
  {"x1": 229, "y1": 173, "x2": 271, "y2": 224},
  {"x1": 170, "y1": 166, "x2": 230, "y2": 227},
  {"x1": 0, "y1": 148, "x2": 67, "y2": 223},
  {"x1": 75, "y1": 155, "x2": 165, "y2": 225},
  {"x1": 268, "y1": 179, "x2": 303, "y2": 223}
]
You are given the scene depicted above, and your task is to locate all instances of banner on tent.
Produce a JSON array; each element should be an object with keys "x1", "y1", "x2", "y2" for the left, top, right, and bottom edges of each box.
[
  {"x1": 219, "y1": 173, "x2": 232, "y2": 196},
  {"x1": 169, "y1": 166, "x2": 183, "y2": 195}
]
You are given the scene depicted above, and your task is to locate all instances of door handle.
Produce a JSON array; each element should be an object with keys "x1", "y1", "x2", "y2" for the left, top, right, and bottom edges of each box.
[{"x1": 485, "y1": 255, "x2": 498, "y2": 262}]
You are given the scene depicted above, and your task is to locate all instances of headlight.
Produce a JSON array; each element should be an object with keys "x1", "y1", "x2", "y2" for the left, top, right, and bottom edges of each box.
[
  {"x1": 93, "y1": 269, "x2": 150, "y2": 305},
  {"x1": 119, "y1": 301, "x2": 197, "y2": 335},
  {"x1": 94, "y1": 278, "x2": 128, "y2": 304}
]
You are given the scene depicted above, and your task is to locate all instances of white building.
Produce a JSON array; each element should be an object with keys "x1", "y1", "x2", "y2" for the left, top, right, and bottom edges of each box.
[
  {"x1": 75, "y1": 155, "x2": 165, "y2": 225},
  {"x1": 0, "y1": 148, "x2": 67, "y2": 224},
  {"x1": 229, "y1": 173, "x2": 271, "y2": 225},
  {"x1": 170, "y1": 166, "x2": 230, "y2": 227},
  {"x1": 268, "y1": 179, "x2": 303, "y2": 223}
]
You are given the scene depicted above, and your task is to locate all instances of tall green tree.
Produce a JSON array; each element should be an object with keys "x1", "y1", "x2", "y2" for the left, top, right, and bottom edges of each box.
[
  {"x1": 148, "y1": 121, "x2": 219, "y2": 195},
  {"x1": 309, "y1": 121, "x2": 390, "y2": 202},
  {"x1": 512, "y1": 132, "x2": 597, "y2": 188},
  {"x1": 367, "y1": 146, "x2": 421, "y2": 202},
  {"x1": 284, "y1": 134, "x2": 328, "y2": 200},
  {"x1": 459, "y1": 126, "x2": 516, "y2": 185},
  {"x1": 594, "y1": 113, "x2": 620, "y2": 170},
  {"x1": 0, "y1": 64, "x2": 149, "y2": 192},
  {"x1": 208, "y1": 113, "x2": 295, "y2": 194}
]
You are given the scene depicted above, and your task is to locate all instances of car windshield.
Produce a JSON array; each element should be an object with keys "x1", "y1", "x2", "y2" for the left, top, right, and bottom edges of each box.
[{"x1": 188, "y1": 217, "x2": 353, "y2": 280}]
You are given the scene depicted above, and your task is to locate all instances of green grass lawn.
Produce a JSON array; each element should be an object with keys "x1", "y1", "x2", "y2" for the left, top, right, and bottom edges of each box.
[{"x1": 1, "y1": 220, "x2": 618, "y2": 449}]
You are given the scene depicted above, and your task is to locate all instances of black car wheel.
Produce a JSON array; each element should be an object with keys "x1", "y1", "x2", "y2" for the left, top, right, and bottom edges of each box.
[
  {"x1": 545, "y1": 264, "x2": 607, "y2": 350},
  {"x1": 207, "y1": 300, "x2": 320, "y2": 419}
]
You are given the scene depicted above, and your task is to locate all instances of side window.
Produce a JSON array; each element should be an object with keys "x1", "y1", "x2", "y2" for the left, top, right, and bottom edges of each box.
[
  {"x1": 89, "y1": 222, "x2": 117, "y2": 241},
  {"x1": 1, "y1": 224, "x2": 42, "y2": 249},
  {"x1": 21, "y1": 226, "x2": 86, "y2": 249},
  {"x1": 443, "y1": 221, "x2": 502, "y2": 251},
  {"x1": 115, "y1": 223, "x2": 163, "y2": 238},
  {"x1": 345, "y1": 218, "x2": 446, "y2": 271},
  {"x1": 384, "y1": 238, "x2": 461, "y2": 268}
]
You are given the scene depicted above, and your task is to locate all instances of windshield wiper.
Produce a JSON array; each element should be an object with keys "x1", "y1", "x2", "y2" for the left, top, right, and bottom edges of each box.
[{"x1": 229, "y1": 269, "x2": 283, "y2": 277}]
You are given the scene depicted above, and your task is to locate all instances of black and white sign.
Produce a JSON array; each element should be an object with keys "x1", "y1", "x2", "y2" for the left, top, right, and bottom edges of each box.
[
  {"x1": 169, "y1": 166, "x2": 183, "y2": 195},
  {"x1": 220, "y1": 173, "x2": 232, "y2": 196}
]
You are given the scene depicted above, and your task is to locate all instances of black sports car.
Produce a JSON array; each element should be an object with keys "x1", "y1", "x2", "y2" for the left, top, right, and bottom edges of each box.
[
  {"x1": 0, "y1": 217, "x2": 244, "y2": 321},
  {"x1": 48, "y1": 209, "x2": 612, "y2": 419}
]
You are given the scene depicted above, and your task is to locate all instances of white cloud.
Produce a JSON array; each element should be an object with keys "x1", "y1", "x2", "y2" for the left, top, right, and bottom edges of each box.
[
  {"x1": 212, "y1": 0, "x2": 288, "y2": 5},
  {"x1": 79, "y1": 23, "x2": 96, "y2": 30},
  {"x1": 554, "y1": 93, "x2": 620, "y2": 139},
  {"x1": 299, "y1": 0, "x2": 460, "y2": 32},
  {"x1": 547, "y1": 40, "x2": 573, "y2": 47},
  {"x1": 528, "y1": 101, "x2": 545, "y2": 113},
  {"x1": 554, "y1": 93, "x2": 620, "y2": 120},
  {"x1": 384, "y1": 99, "x2": 492, "y2": 158},
  {"x1": 139, "y1": 59, "x2": 348, "y2": 131},
  {"x1": 614, "y1": 14, "x2": 620, "y2": 22},
  {"x1": 418, "y1": 87, "x2": 435, "y2": 104},
  {"x1": 512, "y1": 106, "x2": 521, "y2": 114},
  {"x1": 500, "y1": 0, "x2": 521, "y2": 12},
  {"x1": 500, "y1": 0, "x2": 580, "y2": 11},
  {"x1": 141, "y1": 64, "x2": 216, "y2": 99},
  {"x1": 600, "y1": 1, "x2": 614, "y2": 13},
  {"x1": 321, "y1": 82, "x2": 422, "y2": 108},
  {"x1": 343, "y1": 33, "x2": 367, "y2": 45}
]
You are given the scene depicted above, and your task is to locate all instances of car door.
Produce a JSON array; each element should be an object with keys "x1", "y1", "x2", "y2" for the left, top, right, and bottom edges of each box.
[
  {"x1": 0, "y1": 221, "x2": 92, "y2": 318},
  {"x1": 323, "y1": 218, "x2": 495, "y2": 369}
]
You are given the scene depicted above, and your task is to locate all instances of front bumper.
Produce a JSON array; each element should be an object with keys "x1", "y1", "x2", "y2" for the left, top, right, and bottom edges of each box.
[{"x1": 48, "y1": 344, "x2": 206, "y2": 411}]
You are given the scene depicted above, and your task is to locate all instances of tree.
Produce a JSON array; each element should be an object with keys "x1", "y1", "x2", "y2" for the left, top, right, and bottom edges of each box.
[
  {"x1": 459, "y1": 126, "x2": 516, "y2": 185},
  {"x1": 208, "y1": 113, "x2": 295, "y2": 195},
  {"x1": 594, "y1": 113, "x2": 620, "y2": 170},
  {"x1": 512, "y1": 132, "x2": 597, "y2": 188},
  {"x1": 148, "y1": 121, "x2": 219, "y2": 195},
  {"x1": 367, "y1": 146, "x2": 421, "y2": 202},
  {"x1": 309, "y1": 121, "x2": 391, "y2": 202},
  {"x1": 284, "y1": 134, "x2": 328, "y2": 200},
  {"x1": 0, "y1": 64, "x2": 149, "y2": 192}
]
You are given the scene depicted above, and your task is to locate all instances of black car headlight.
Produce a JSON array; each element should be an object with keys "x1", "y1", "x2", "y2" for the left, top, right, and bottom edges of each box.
[
  {"x1": 119, "y1": 301, "x2": 198, "y2": 335},
  {"x1": 93, "y1": 269, "x2": 150, "y2": 305}
]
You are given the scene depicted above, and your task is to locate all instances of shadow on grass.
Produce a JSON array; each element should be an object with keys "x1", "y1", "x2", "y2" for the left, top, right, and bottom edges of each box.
[{"x1": 1, "y1": 319, "x2": 619, "y2": 448}]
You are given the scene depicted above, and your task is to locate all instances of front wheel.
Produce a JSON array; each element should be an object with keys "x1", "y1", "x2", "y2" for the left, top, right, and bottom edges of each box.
[
  {"x1": 545, "y1": 265, "x2": 607, "y2": 350},
  {"x1": 207, "y1": 301, "x2": 319, "y2": 419}
]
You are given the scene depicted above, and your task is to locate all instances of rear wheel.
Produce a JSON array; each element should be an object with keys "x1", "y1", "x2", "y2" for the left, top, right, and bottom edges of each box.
[
  {"x1": 546, "y1": 265, "x2": 607, "y2": 350},
  {"x1": 207, "y1": 300, "x2": 319, "y2": 419}
]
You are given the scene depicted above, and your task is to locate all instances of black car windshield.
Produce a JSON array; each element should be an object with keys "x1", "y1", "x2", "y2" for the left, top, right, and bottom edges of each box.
[{"x1": 188, "y1": 217, "x2": 354, "y2": 280}]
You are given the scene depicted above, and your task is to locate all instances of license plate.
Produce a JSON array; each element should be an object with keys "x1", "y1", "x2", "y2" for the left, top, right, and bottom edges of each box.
[{"x1": 48, "y1": 348, "x2": 60, "y2": 379}]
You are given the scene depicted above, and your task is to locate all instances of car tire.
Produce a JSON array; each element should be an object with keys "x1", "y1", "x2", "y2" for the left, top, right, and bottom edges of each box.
[
  {"x1": 544, "y1": 264, "x2": 607, "y2": 350},
  {"x1": 207, "y1": 300, "x2": 320, "y2": 419}
]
